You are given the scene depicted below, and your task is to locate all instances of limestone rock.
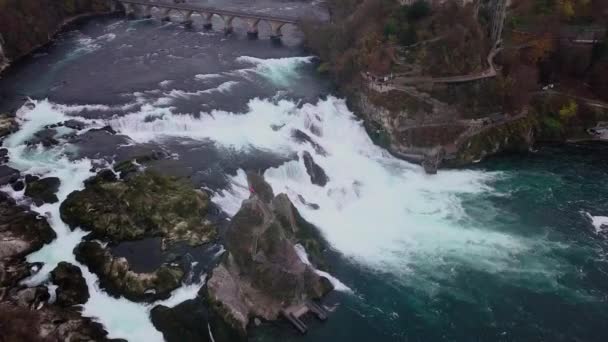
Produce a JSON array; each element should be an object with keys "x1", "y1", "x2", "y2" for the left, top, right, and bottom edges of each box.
[
  {"x1": 0, "y1": 192, "x2": 56, "y2": 261},
  {"x1": 302, "y1": 151, "x2": 328, "y2": 186},
  {"x1": 0, "y1": 148, "x2": 8, "y2": 163},
  {"x1": 24, "y1": 176, "x2": 61, "y2": 205},
  {"x1": 61, "y1": 169, "x2": 215, "y2": 246},
  {"x1": 26, "y1": 128, "x2": 59, "y2": 147},
  {"x1": 75, "y1": 241, "x2": 184, "y2": 302},
  {"x1": 0, "y1": 182, "x2": 112, "y2": 342},
  {"x1": 291, "y1": 129, "x2": 327, "y2": 156},
  {"x1": 245, "y1": 172, "x2": 274, "y2": 203},
  {"x1": 0, "y1": 302, "x2": 112, "y2": 342},
  {"x1": 207, "y1": 176, "x2": 332, "y2": 335},
  {"x1": 0, "y1": 113, "x2": 17, "y2": 139},
  {"x1": 0, "y1": 165, "x2": 19, "y2": 186},
  {"x1": 50, "y1": 262, "x2": 89, "y2": 307},
  {"x1": 8, "y1": 286, "x2": 49, "y2": 309},
  {"x1": 151, "y1": 289, "x2": 245, "y2": 342}
]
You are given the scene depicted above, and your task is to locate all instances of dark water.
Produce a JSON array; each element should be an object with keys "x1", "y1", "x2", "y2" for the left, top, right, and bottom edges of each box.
[{"x1": 2, "y1": 2, "x2": 608, "y2": 341}]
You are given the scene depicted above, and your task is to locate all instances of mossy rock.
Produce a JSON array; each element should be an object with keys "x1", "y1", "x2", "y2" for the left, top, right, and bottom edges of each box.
[
  {"x1": 60, "y1": 169, "x2": 215, "y2": 246},
  {"x1": 75, "y1": 241, "x2": 184, "y2": 302},
  {"x1": 446, "y1": 115, "x2": 537, "y2": 166},
  {"x1": 50, "y1": 261, "x2": 89, "y2": 307},
  {"x1": 24, "y1": 176, "x2": 60, "y2": 205}
]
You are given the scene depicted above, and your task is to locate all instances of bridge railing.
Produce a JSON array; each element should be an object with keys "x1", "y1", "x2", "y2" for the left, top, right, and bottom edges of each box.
[{"x1": 117, "y1": 0, "x2": 299, "y2": 24}]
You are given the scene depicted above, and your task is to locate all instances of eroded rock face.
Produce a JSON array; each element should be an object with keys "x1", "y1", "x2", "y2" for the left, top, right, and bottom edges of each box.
[
  {"x1": 0, "y1": 165, "x2": 19, "y2": 186},
  {"x1": 0, "y1": 192, "x2": 111, "y2": 341},
  {"x1": 302, "y1": 151, "x2": 328, "y2": 186},
  {"x1": 24, "y1": 176, "x2": 61, "y2": 205},
  {"x1": 75, "y1": 241, "x2": 183, "y2": 302},
  {"x1": 0, "y1": 301, "x2": 111, "y2": 342},
  {"x1": 50, "y1": 262, "x2": 89, "y2": 307},
  {"x1": 0, "y1": 192, "x2": 56, "y2": 261},
  {"x1": 207, "y1": 175, "x2": 332, "y2": 336},
  {"x1": 0, "y1": 113, "x2": 17, "y2": 139},
  {"x1": 60, "y1": 169, "x2": 215, "y2": 246}
]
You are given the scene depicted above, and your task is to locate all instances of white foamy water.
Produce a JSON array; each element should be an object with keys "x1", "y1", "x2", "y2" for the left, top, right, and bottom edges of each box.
[
  {"x1": 585, "y1": 212, "x2": 608, "y2": 234},
  {"x1": 294, "y1": 244, "x2": 352, "y2": 292},
  {"x1": 205, "y1": 97, "x2": 541, "y2": 285},
  {"x1": 195, "y1": 73, "x2": 222, "y2": 81},
  {"x1": 236, "y1": 55, "x2": 314, "y2": 86},
  {"x1": 97, "y1": 55, "x2": 564, "y2": 292},
  {"x1": 0, "y1": 100, "x2": 211, "y2": 342}
]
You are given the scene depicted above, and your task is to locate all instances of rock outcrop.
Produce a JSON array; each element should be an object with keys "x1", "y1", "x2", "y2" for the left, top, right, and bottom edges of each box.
[
  {"x1": 24, "y1": 176, "x2": 61, "y2": 205},
  {"x1": 0, "y1": 113, "x2": 18, "y2": 138},
  {"x1": 354, "y1": 90, "x2": 538, "y2": 170},
  {"x1": 75, "y1": 240, "x2": 184, "y2": 302},
  {"x1": 0, "y1": 301, "x2": 112, "y2": 342},
  {"x1": 0, "y1": 191, "x2": 112, "y2": 341},
  {"x1": 0, "y1": 165, "x2": 19, "y2": 186},
  {"x1": 50, "y1": 262, "x2": 89, "y2": 307},
  {"x1": 206, "y1": 173, "x2": 332, "y2": 336},
  {"x1": 443, "y1": 115, "x2": 536, "y2": 166},
  {"x1": 60, "y1": 168, "x2": 215, "y2": 246},
  {"x1": 302, "y1": 151, "x2": 329, "y2": 186},
  {"x1": 0, "y1": 192, "x2": 56, "y2": 262}
]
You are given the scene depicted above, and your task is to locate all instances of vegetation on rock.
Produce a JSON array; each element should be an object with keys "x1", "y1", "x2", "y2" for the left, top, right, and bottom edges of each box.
[
  {"x1": 50, "y1": 262, "x2": 90, "y2": 307},
  {"x1": 24, "y1": 176, "x2": 60, "y2": 206},
  {"x1": 206, "y1": 173, "x2": 332, "y2": 336},
  {"x1": 75, "y1": 241, "x2": 184, "y2": 302},
  {"x1": 60, "y1": 168, "x2": 215, "y2": 246}
]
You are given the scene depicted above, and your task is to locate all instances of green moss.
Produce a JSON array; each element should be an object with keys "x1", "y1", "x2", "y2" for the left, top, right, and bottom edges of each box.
[
  {"x1": 61, "y1": 170, "x2": 215, "y2": 246},
  {"x1": 448, "y1": 115, "x2": 537, "y2": 166}
]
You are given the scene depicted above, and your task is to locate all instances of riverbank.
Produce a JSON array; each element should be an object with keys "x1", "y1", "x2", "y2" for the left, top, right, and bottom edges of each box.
[
  {"x1": 0, "y1": 0, "x2": 114, "y2": 76},
  {"x1": 302, "y1": 0, "x2": 608, "y2": 172}
]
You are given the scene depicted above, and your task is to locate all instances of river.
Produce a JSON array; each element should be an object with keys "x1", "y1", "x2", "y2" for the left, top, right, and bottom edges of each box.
[{"x1": 1, "y1": 1, "x2": 607, "y2": 341}]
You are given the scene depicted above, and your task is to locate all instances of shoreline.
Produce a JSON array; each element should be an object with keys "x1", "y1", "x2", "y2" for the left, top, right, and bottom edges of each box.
[{"x1": 0, "y1": 10, "x2": 118, "y2": 79}]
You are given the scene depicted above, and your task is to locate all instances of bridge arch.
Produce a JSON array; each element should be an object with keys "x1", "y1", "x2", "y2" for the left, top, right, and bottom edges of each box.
[{"x1": 115, "y1": 0, "x2": 300, "y2": 40}]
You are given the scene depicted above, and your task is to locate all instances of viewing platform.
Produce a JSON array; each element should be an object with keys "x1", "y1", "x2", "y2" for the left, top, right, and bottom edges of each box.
[{"x1": 280, "y1": 300, "x2": 329, "y2": 334}]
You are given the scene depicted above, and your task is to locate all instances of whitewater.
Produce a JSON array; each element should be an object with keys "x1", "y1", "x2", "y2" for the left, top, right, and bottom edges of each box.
[
  {"x1": 1, "y1": 101, "x2": 205, "y2": 341},
  {"x1": 2, "y1": 20, "x2": 606, "y2": 340}
]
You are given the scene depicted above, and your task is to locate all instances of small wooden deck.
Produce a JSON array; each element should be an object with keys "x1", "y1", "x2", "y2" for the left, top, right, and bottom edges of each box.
[{"x1": 280, "y1": 300, "x2": 329, "y2": 334}]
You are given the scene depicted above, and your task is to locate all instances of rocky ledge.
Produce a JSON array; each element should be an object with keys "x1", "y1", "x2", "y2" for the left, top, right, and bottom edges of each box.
[
  {"x1": 206, "y1": 173, "x2": 333, "y2": 336},
  {"x1": 60, "y1": 163, "x2": 216, "y2": 246},
  {"x1": 75, "y1": 240, "x2": 184, "y2": 302},
  {"x1": 0, "y1": 191, "x2": 114, "y2": 341}
]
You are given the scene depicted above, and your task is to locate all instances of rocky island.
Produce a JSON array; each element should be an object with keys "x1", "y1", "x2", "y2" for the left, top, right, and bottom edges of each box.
[{"x1": 1, "y1": 0, "x2": 608, "y2": 341}]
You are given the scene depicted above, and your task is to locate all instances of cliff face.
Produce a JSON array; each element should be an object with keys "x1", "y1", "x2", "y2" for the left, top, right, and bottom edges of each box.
[{"x1": 0, "y1": 0, "x2": 110, "y2": 71}]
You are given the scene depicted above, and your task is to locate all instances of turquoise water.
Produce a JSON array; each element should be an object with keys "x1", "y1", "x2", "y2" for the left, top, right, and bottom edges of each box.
[
  {"x1": 253, "y1": 143, "x2": 608, "y2": 341},
  {"x1": 2, "y1": 11, "x2": 608, "y2": 342}
]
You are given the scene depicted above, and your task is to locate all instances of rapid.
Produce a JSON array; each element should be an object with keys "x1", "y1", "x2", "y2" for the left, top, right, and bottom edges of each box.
[{"x1": 1, "y1": 2, "x2": 608, "y2": 341}]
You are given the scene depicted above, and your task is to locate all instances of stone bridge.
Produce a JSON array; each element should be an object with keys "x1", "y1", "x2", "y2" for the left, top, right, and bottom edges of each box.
[{"x1": 113, "y1": 0, "x2": 300, "y2": 39}]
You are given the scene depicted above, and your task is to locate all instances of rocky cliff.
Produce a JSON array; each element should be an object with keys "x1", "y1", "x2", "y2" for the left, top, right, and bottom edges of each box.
[
  {"x1": 206, "y1": 173, "x2": 333, "y2": 336},
  {"x1": 0, "y1": 0, "x2": 111, "y2": 73}
]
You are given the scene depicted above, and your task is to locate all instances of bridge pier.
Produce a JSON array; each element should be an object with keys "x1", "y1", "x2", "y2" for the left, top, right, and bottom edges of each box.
[
  {"x1": 117, "y1": 1, "x2": 298, "y2": 40},
  {"x1": 123, "y1": 2, "x2": 136, "y2": 18},
  {"x1": 182, "y1": 10, "x2": 194, "y2": 27},
  {"x1": 222, "y1": 15, "x2": 235, "y2": 34},
  {"x1": 201, "y1": 12, "x2": 213, "y2": 30},
  {"x1": 247, "y1": 19, "x2": 261, "y2": 39},
  {"x1": 269, "y1": 21, "x2": 285, "y2": 42},
  {"x1": 161, "y1": 8, "x2": 172, "y2": 21},
  {"x1": 142, "y1": 5, "x2": 153, "y2": 18}
]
